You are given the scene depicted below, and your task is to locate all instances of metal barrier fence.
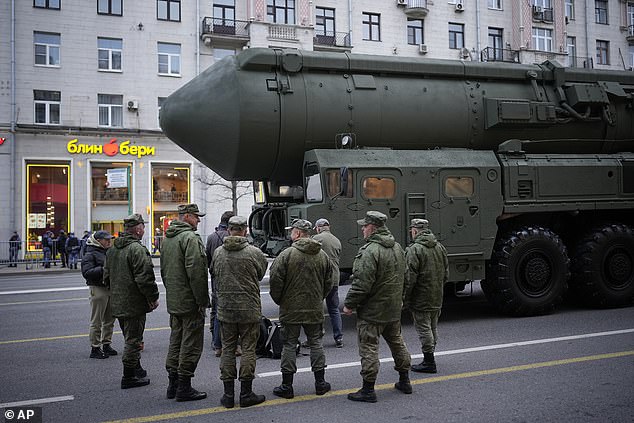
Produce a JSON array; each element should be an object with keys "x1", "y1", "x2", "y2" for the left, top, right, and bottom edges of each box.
[{"x1": 0, "y1": 239, "x2": 95, "y2": 270}]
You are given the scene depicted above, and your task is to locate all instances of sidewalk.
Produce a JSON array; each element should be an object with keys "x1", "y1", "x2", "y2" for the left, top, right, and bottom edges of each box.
[{"x1": 0, "y1": 257, "x2": 161, "y2": 277}]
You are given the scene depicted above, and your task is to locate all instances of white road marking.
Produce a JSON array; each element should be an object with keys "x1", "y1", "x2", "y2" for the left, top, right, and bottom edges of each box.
[
  {"x1": 0, "y1": 395, "x2": 74, "y2": 408},
  {"x1": 0, "y1": 282, "x2": 165, "y2": 295},
  {"x1": 256, "y1": 328, "x2": 634, "y2": 377}
]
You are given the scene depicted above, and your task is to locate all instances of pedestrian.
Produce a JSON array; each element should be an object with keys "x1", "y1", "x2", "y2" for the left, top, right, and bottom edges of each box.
[
  {"x1": 205, "y1": 210, "x2": 234, "y2": 357},
  {"x1": 104, "y1": 213, "x2": 159, "y2": 389},
  {"x1": 66, "y1": 232, "x2": 80, "y2": 269},
  {"x1": 312, "y1": 218, "x2": 344, "y2": 348},
  {"x1": 9, "y1": 231, "x2": 20, "y2": 267},
  {"x1": 161, "y1": 203, "x2": 209, "y2": 401},
  {"x1": 41, "y1": 231, "x2": 53, "y2": 268},
  {"x1": 80, "y1": 230, "x2": 90, "y2": 259},
  {"x1": 343, "y1": 211, "x2": 412, "y2": 402},
  {"x1": 82, "y1": 230, "x2": 117, "y2": 359},
  {"x1": 404, "y1": 218, "x2": 449, "y2": 374},
  {"x1": 212, "y1": 215, "x2": 268, "y2": 408},
  {"x1": 57, "y1": 230, "x2": 68, "y2": 268},
  {"x1": 269, "y1": 218, "x2": 334, "y2": 399}
]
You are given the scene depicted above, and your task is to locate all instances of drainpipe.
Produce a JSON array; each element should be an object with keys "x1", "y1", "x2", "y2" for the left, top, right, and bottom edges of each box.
[
  {"x1": 475, "y1": 0, "x2": 481, "y2": 61},
  {"x1": 10, "y1": 0, "x2": 17, "y2": 233},
  {"x1": 584, "y1": 0, "x2": 590, "y2": 66},
  {"x1": 196, "y1": 0, "x2": 200, "y2": 75},
  {"x1": 348, "y1": 0, "x2": 353, "y2": 46}
]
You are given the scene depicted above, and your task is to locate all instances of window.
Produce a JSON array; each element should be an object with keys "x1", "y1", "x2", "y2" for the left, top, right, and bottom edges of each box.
[
  {"x1": 98, "y1": 37, "x2": 122, "y2": 71},
  {"x1": 407, "y1": 19, "x2": 423, "y2": 45},
  {"x1": 267, "y1": 0, "x2": 295, "y2": 24},
  {"x1": 34, "y1": 90, "x2": 60, "y2": 125},
  {"x1": 92, "y1": 163, "x2": 130, "y2": 202},
  {"x1": 488, "y1": 27, "x2": 503, "y2": 60},
  {"x1": 316, "y1": 7, "x2": 335, "y2": 37},
  {"x1": 98, "y1": 0, "x2": 122, "y2": 15},
  {"x1": 326, "y1": 169, "x2": 353, "y2": 198},
  {"x1": 596, "y1": 40, "x2": 609, "y2": 65},
  {"x1": 629, "y1": 2, "x2": 634, "y2": 27},
  {"x1": 488, "y1": 0, "x2": 502, "y2": 9},
  {"x1": 158, "y1": 42, "x2": 181, "y2": 75},
  {"x1": 595, "y1": 0, "x2": 608, "y2": 24},
  {"x1": 565, "y1": 0, "x2": 574, "y2": 20},
  {"x1": 444, "y1": 177, "x2": 474, "y2": 198},
  {"x1": 34, "y1": 32, "x2": 60, "y2": 66},
  {"x1": 157, "y1": 0, "x2": 180, "y2": 21},
  {"x1": 567, "y1": 36, "x2": 577, "y2": 67},
  {"x1": 305, "y1": 166, "x2": 322, "y2": 203},
  {"x1": 362, "y1": 12, "x2": 380, "y2": 41},
  {"x1": 213, "y1": 48, "x2": 235, "y2": 60},
  {"x1": 34, "y1": 0, "x2": 60, "y2": 9},
  {"x1": 362, "y1": 177, "x2": 395, "y2": 200},
  {"x1": 449, "y1": 23, "x2": 464, "y2": 49},
  {"x1": 533, "y1": 0, "x2": 552, "y2": 7},
  {"x1": 26, "y1": 164, "x2": 70, "y2": 242},
  {"x1": 157, "y1": 97, "x2": 166, "y2": 128},
  {"x1": 532, "y1": 27, "x2": 552, "y2": 52},
  {"x1": 98, "y1": 94, "x2": 123, "y2": 127},
  {"x1": 213, "y1": 0, "x2": 235, "y2": 32}
]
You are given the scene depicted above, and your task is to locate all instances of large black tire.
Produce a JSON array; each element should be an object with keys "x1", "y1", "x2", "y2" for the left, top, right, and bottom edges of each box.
[
  {"x1": 485, "y1": 226, "x2": 569, "y2": 316},
  {"x1": 570, "y1": 224, "x2": 634, "y2": 308}
]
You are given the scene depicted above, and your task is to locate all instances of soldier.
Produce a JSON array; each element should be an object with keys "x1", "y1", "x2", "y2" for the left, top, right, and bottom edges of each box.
[
  {"x1": 312, "y1": 218, "x2": 343, "y2": 348},
  {"x1": 343, "y1": 211, "x2": 412, "y2": 403},
  {"x1": 404, "y1": 218, "x2": 449, "y2": 374},
  {"x1": 161, "y1": 203, "x2": 210, "y2": 401},
  {"x1": 212, "y1": 216, "x2": 268, "y2": 408},
  {"x1": 269, "y1": 218, "x2": 334, "y2": 399},
  {"x1": 104, "y1": 213, "x2": 159, "y2": 389}
]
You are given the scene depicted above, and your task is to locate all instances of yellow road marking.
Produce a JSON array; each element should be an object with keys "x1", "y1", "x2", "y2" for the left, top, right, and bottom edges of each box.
[
  {"x1": 0, "y1": 298, "x2": 86, "y2": 306},
  {"x1": 0, "y1": 326, "x2": 174, "y2": 345},
  {"x1": 102, "y1": 350, "x2": 634, "y2": 423}
]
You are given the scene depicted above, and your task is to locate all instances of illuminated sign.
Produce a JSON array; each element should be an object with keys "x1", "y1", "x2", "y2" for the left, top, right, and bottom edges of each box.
[
  {"x1": 0, "y1": 137, "x2": 6, "y2": 145},
  {"x1": 67, "y1": 138, "x2": 156, "y2": 158}
]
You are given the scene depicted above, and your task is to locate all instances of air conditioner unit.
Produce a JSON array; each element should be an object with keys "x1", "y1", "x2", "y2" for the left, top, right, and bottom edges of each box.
[
  {"x1": 419, "y1": 44, "x2": 428, "y2": 54},
  {"x1": 532, "y1": 5, "x2": 542, "y2": 15},
  {"x1": 127, "y1": 100, "x2": 139, "y2": 111},
  {"x1": 396, "y1": 0, "x2": 407, "y2": 6},
  {"x1": 455, "y1": 1, "x2": 464, "y2": 12}
]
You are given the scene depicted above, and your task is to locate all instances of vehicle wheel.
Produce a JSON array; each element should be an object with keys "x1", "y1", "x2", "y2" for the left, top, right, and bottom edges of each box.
[
  {"x1": 486, "y1": 226, "x2": 569, "y2": 316},
  {"x1": 570, "y1": 224, "x2": 634, "y2": 307}
]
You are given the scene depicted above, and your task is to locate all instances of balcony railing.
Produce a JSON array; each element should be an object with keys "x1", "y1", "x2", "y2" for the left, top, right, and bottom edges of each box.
[
  {"x1": 404, "y1": 0, "x2": 429, "y2": 18},
  {"x1": 566, "y1": 55, "x2": 594, "y2": 69},
  {"x1": 154, "y1": 191, "x2": 188, "y2": 203},
  {"x1": 201, "y1": 17, "x2": 249, "y2": 38},
  {"x1": 268, "y1": 24, "x2": 297, "y2": 40},
  {"x1": 627, "y1": 25, "x2": 634, "y2": 44},
  {"x1": 313, "y1": 32, "x2": 351, "y2": 48},
  {"x1": 93, "y1": 189, "x2": 129, "y2": 202},
  {"x1": 481, "y1": 47, "x2": 520, "y2": 63}
]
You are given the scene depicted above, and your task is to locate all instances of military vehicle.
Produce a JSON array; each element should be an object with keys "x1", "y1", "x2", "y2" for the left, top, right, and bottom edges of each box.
[{"x1": 161, "y1": 48, "x2": 634, "y2": 316}]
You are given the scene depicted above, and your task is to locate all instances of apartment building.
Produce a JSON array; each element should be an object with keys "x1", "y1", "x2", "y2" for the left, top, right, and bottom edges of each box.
[{"x1": 1, "y1": 0, "x2": 633, "y2": 250}]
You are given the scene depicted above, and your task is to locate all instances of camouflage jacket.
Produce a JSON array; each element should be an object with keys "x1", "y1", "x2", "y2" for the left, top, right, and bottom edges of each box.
[
  {"x1": 212, "y1": 236, "x2": 268, "y2": 323},
  {"x1": 313, "y1": 229, "x2": 341, "y2": 287},
  {"x1": 160, "y1": 220, "x2": 210, "y2": 316},
  {"x1": 104, "y1": 233, "x2": 159, "y2": 318},
  {"x1": 404, "y1": 230, "x2": 449, "y2": 311},
  {"x1": 344, "y1": 226, "x2": 406, "y2": 324},
  {"x1": 269, "y1": 237, "x2": 333, "y2": 324}
]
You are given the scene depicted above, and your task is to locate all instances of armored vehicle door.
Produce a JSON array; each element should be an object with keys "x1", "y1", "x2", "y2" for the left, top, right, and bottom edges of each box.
[{"x1": 356, "y1": 169, "x2": 405, "y2": 244}]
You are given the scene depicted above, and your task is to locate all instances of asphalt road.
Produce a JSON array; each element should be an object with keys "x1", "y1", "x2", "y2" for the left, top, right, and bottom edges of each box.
[{"x1": 0, "y1": 271, "x2": 633, "y2": 423}]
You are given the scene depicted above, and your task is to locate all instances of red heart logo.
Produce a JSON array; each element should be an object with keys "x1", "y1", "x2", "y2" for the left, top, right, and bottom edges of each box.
[{"x1": 0, "y1": 137, "x2": 5, "y2": 145}]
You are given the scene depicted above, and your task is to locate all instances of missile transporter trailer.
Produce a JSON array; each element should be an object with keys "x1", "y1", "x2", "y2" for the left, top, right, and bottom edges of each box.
[{"x1": 161, "y1": 48, "x2": 634, "y2": 316}]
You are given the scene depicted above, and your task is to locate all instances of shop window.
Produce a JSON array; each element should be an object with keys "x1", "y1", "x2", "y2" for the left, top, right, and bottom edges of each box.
[
  {"x1": 91, "y1": 162, "x2": 131, "y2": 202},
  {"x1": 152, "y1": 165, "x2": 189, "y2": 203},
  {"x1": 444, "y1": 176, "x2": 474, "y2": 198},
  {"x1": 26, "y1": 163, "x2": 70, "y2": 247},
  {"x1": 362, "y1": 176, "x2": 395, "y2": 200}
]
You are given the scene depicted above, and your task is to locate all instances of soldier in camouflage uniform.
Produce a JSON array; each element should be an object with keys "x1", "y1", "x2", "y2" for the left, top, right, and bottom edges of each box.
[
  {"x1": 343, "y1": 211, "x2": 412, "y2": 402},
  {"x1": 212, "y1": 216, "x2": 268, "y2": 408},
  {"x1": 404, "y1": 218, "x2": 449, "y2": 374},
  {"x1": 269, "y1": 219, "x2": 334, "y2": 399},
  {"x1": 161, "y1": 203, "x2": 210, "y2": 401},
  {"x1": 104, "y1": 213, "x2": 159, "y2": 389}
]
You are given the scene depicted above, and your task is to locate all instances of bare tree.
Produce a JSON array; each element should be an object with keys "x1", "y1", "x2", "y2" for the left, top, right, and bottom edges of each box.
[{"x1": 196, "y1": 169, "x2": 252, "y2": 214}]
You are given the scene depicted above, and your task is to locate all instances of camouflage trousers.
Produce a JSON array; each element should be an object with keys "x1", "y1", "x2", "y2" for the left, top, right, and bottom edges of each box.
[
  {"x1": 280, "y1": 323, "x2": 325, "y2": 374},
  {"x1": 165, "y1": 310, "x2": 205, "y2": 377},
  {"x1": 117, "y1": 315, "x2": 146, "y2": 369},
  {"x1": 356, "y1": 319, "x2": 411, "y2": 383},
  {"x1": 411, "y1": 310, "x2": 441, "y2": 354},
  {"x1": 219, "y1": 321, "x2": 259, "y2": 381}
]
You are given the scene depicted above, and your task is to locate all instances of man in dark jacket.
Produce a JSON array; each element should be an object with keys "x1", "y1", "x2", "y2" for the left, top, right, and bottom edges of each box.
[
  {"x1": 269, "y1": 218, "x2": 334, "y2": 399},
  {"x1": 41, "y1": 231, "x2": 53, "y2": 268},
  {"x1": 212, "y1": 216, "x2": 268, "y2": 408},
  {"x1": 161, "y1": 203, "x2": 209, "y2": 401},
  {"x1": 57, "y1": 230, "x2": 67, "y2": 268},
  {"x1": 404, "y1": 218, "x2": 449, "y2": 374},
  {"x1": 66, "y1": 232, "x2": 80, "y2": 269},
  {"x1": 104, "y1": 214, "x2": 159, "y2": 389},
  {"x1": 82, "y1": 230, "x2": 116, "y2": 359},
  {"x1": 8, "y1": 231, "x2": 20, "y2": 267},
  {"x1": 343, "y1": 211, "x2": 412, "y2": 402}
]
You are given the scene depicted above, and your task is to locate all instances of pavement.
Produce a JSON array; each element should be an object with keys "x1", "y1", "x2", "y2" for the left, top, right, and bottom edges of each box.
[{"x1": 0, "y1": 257, "x2": 162, "y2": 277}]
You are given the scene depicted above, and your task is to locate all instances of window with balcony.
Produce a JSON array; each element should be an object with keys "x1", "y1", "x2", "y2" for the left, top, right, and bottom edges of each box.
[
  {"x1": 316, "y1": 7, "x2": 335, "y2": 44},
  {"x1": 213, "y1": 0, "x2": 236, "y2": 34},
  {"x1": 532, "y1": 27, "x2": 552, "y2": 51},
  {"x1": 362, "y1": 12, "x2": 381, "y2": 41},
  {"x1": 34, "y1": 90, "x2": 60, "y2": 125},
  {"x1": 533, "y1": 0, "x2": 552, "y2": 8},
  {"x1": 34, "y1": 0, "x2": 60, "y2": 9},
  {"x1": 595, "y1": 0, "x2": 608, "y2": 24},
  {"x1": 98, "y1": 37, "x2": 122, "y2": 71},
  {"x1": 596, "y1": 40, "x2": 609, "y2": 65},
  {"x1": 628, "y1": 2, "x2": 634, "y2": 31},
  {"x1": 449, "y1": 23, "x2": 464, "y2": 49},
  {"x1": 488, "y1": 27, "x2": 503, "y2": 60},
  {"x1": 267, "y1": 0, "x2": 295, "y2": 24},
  {"x1": 98, "y1": 94, "x2": 123, "y2": 127},
  {"x1": 158, "y1": 0, "x2": 180, "y2": 21},
  {"x1": 34, "y1": 32, "x2": 60, "y2": 67},
  {"x1": 488, "y1": 0, "x2": 502, "y2": 9},
  {"x1": 158, "y1": 42, "x2": 181, "y2": 76},
  {"x1": 407, "y1": 18, "x2": 424, "y2": 45},
  {"x1": 565, "y1": 0, "x2": 574, "y2": 20},
  {"x1": 98, "y1": 0, "x2": 122, "y2": 16}
]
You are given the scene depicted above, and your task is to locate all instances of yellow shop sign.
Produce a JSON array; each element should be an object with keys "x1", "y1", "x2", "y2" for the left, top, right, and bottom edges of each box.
[{"x1": 67, "y1": 138, "x2": 156, "y2": 158}]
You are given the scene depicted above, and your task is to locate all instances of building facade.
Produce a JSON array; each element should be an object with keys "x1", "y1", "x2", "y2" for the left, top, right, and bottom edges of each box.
[{"x1": 1, "y1": 0, "x2": 633, "y2": 252}]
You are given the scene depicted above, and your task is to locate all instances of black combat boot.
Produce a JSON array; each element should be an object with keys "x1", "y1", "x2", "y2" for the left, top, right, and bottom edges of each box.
[
  {"x1": 394, "y1": 371, "x2": 413, "y2": 394},
  {"x1": 411, "y1": 352, "x2": 437, "y2": 373},
  {"x1": 314, "y1": 369, "x2": 331, "y2": 395},
  {"x1": 175, "y1": 375, "x2": 207, "y2": 401},
  {"x1": 220, "y1": 380, "x2": 235, "y2": 408},
  {"x1": 273, "y1": 372, "x2": 294, "y2": 399},
  {"x1": 102, "y1": 344, "x2": 118, "y2": 356},
  {"x1": 240, "y1": 379, "x2": 265, "y2": 407},
  {"x1": 135, "y1": 362, "x2": 147, "y2": 378},
  {"x1": 347, "y1": 380, "x2": 377, "y2": 403},
  {"x1": 166, "y1": 371, "x2": 178, "y2": 399},
  {"x1": 90, "y1": 347, "x2": 108, "y2": 359},
  {"x1": 121, "y1": 366, "x2": 150, "y2": 389}
]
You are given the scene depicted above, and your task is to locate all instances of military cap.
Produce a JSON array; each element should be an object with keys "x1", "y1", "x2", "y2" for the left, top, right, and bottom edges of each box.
[
  {"x1": 178, "y1": 203, "x2": 206, "y2": 217},
  {"x1": 285, "y1": 218, "x2": 313, "y2": 231},
  {"x1": 357, "y1": 211, "x2": 387, "y2": 227},
  {"x1": 93, "y1": 230, "x2": 113, "y2": 240},
  {"x1": 410, "y1": 218, "x2": 429, "y2": 229},
  {"x1": 124, "y1": 213, "x2": 147, "y2": 228},
  {"x1": 228, "y1": 215, "x2": 247, "y2": 229},
  {"x1": 314, "y1": 218, "x2": 330, "y2": 228}
]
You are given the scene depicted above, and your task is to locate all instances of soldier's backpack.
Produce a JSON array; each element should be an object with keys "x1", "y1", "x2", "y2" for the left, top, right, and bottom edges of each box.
[{"x1": 256, "y1": 316, "x2": 283, "y2": 359}]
